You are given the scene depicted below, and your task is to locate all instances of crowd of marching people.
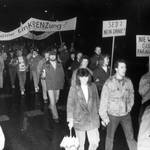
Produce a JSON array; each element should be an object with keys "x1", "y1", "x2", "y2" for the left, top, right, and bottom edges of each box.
[{"x1": 0, "y1": 40, "x2": 149, "y2": 150}]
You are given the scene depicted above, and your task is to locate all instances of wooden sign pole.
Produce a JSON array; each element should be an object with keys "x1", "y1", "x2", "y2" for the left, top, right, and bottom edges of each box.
[
  {"x1": 110, "y1": 36, "x2": 115, "y2": 76},
  {"x1": 59, "y1": 32, "x2": 63, "y2": 45}
]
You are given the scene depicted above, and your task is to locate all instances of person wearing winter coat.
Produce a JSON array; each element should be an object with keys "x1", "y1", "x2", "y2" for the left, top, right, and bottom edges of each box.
[
  {"x1": 93, "y1": 54, "x2": 110, "y2": 96},
  {"x1": 0, "y1": 51, "x2": 7, "y2": 89},
  {"x1": 42, "y1": 50, "x2": 65, "y2": 123},
  {"x1": 67, "y1": 68, "x2": 100, "y2": 150},
  {"x1": 28, "y1": 48, "x2": 42, "y2": 93},
  {"x1": 16, "y1": 49, "x2": 28, "y2": 95}
]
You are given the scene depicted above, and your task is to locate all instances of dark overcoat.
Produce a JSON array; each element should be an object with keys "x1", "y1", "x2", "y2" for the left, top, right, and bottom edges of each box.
[{"x1": 43, "y1": 61, "x2": 65, "y2": 90}]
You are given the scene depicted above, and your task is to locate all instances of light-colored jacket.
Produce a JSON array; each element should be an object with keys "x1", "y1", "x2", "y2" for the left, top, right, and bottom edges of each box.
[
  {"x1": 0, "y1": 55, "x2": 4, "y2": 72},
  {"x1": 67, "y1": 83, "x2": 100, "y2": 131},
  {"x1": 139, "y1": 72, "x2": 150, "y2": 104},
  {"x1": 137, "y1": 105, "x2": 150, "y2": 150},
  {"x1": 15, "y1": 56, "x2": 28, "y2": 72},
  {"x1": 99, "y1": 75, "x2": 134, "y2": 123}
]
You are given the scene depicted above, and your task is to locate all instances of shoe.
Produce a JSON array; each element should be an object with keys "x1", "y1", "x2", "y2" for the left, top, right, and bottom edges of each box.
[{"x1": 35, "y1": 87, "x2": 39, "y2": 93}]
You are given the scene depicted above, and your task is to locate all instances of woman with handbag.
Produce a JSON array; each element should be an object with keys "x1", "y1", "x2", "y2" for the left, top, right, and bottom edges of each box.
[{"x1": 67, "y1": 68, "x2": 100, "y2": 150}]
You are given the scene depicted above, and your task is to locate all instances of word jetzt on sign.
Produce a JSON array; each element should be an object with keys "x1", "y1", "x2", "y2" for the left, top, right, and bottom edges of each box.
[{"x1": 102, "y1": 20, "x2": 127, "y2": 37}]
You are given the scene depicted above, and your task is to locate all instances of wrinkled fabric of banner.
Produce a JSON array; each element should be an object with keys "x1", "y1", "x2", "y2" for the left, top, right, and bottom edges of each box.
[
  {"x1": 0, "y1": 17, "x2": 77, "y2": 41},
  {"x1": 23, "y1": 31, "x2": 56, "y2": 40}
]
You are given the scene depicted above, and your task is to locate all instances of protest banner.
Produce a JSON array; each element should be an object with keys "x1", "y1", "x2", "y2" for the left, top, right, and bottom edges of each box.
[
  {"x1": 23, "y1": 31, "x2": 55, "y2": 40},
  {"x1": 136, "y1": 35, "x2": 150, "y2": 56},
  {"x1": 102, "y1": 19, "x2": 127, "y2": 75},
  {"x1": 102, "y1": 19, "x2": 127, "y2": 38},
  {"x1": 0, "y1": 17, "x2": 77, "y2": 41},
  {"x1": 136, "y1": 35, "x2": 150, "y2": 71}
]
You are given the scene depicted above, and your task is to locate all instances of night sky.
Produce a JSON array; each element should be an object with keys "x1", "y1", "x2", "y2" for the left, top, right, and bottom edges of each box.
[{"x1": 0, "y1": 0, "x2": 150, "y2": 70}]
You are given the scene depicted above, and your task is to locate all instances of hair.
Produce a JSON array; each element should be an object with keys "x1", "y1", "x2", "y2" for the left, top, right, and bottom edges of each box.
[
  {"x1": 51, "y1": 46, "x2": 57, "y2": 52},
  {"x1": 98, "y1": 54, "x2": 110, "y2": 66},
  {"x1": 80, "y1": 55, "x2": 89, "y2": 64},
  {"x1": 114, "y1": 59, "x2": 126, "y2": 70},
  {"x1": 95, "y1": 46, "x2": 101, "y2": 50},
  {"x1": 70, "y1": 52, "x2": 75, "y2": 55},
  {"x1": 94, "y1": 46, "x2": 101, "y2": 52},
  {"x1": 41, "y1": 48, "x2": 50, "y2": 57},
  {"x1": 76, "y1": 68, "x2": 92, "y2": 86}
]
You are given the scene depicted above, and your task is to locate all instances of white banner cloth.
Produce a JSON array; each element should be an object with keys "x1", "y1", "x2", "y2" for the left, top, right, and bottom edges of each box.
[
  {"x1": 0, "y1": 17, "x2": 77, "y2": 41},
  {"x1": 23, "y1": 31, "x2": 55, "y2": 40}
]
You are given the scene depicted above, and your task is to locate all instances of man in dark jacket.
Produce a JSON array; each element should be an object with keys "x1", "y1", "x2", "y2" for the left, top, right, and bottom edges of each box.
[{"x1": 89, "y1": 46, "x2": 102, "y2": 71}]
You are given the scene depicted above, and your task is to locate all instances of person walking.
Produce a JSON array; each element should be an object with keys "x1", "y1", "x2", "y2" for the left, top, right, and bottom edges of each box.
[
  {"x1": 99, "y1": 59, "x2": 137, "y2": 150},
  {"x1": 89, "y1": 46, "x2": 102, "y2": 71},
  {"x1": 93, "y1": 54, "x2": 110, "y2": 96},
  {"x1": 8, "y1": 51, "x2": 17, "y2": 89},
  {"x1": 67, "y1": 68, "x2": 100, "y2": 150},
  {"x1": 42, "y1": 50, "x2": 65, "y2": 123},
  {"x1": 0, "y1": 52, "x2": 5, "y2": 89},
  {"x1": 16, "y1": 49, "x2": 28, "y2": 95},
  {"x1": 71, "y1": 55, "x2": 92, "y2": 87},
  {"x1": 28, "y1": 47, "x2": 42, "y2": 93},
  {"x1": 37, "y1": 49, "x2": 50, "y2": 103},
  {"x1": 138, "y1": 69, "x2": 150, "y2": 123}
]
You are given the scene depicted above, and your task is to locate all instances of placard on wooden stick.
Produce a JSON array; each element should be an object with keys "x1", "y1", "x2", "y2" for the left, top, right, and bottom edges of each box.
[
  {"x1": 102, "y1": 19, "x2": 127, "y2": 75},
  {"x1": 136, "y1": 35, "x2": 150, "y2": 71}
]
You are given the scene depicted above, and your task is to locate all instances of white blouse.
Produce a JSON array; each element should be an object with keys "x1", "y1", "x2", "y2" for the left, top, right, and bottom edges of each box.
[{"x1": 81, "y1": 85, "x2": 89, "y2": 103}]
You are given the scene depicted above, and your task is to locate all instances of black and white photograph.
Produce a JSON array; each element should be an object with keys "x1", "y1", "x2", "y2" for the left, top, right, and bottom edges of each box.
[{"x1": 0, "y1": 0, "x2": 149, "y2": 150}]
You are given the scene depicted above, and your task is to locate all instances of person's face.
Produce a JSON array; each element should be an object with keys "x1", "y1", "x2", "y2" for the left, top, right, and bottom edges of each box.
[
  {"x1": 116, "y1": 62, "x2": 127, "y2": 77},
  {"x1": 103, "y1": 56, "x2": 109, "y2": 66},
  {"x1": 63, "y1": 45, "x2": 67, "y2": 50},
  {"x1": 44, "y1": 52, "x2": 49, "y2": 60},
  {"x1": 17, "y1": 50, "x2": 22, "y2": 56},
  {"x1": 33, "y1": 51, "x2": 38, "y2": 57},
  {"x1": 79, "y1": 76, "x2": 89, "y2": 85},
  {"x1": 49, "y1": 54, "x2": 56, "y2": 61},
  {"x1": 10, "y1": 52, "x2": 14, "y2": 57},
  {"x1": 95, "y1": 47, "x2": 101, "y2": 55},
  {"x1": 81, "y1": 59, "x2": 89, "y2": 68},
  {"x1": 70, "y1": 54, "x2": 75, "y2": 60},
  {"x1": 77, "y1": 53, "x2": 83, "y2": 60}
]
